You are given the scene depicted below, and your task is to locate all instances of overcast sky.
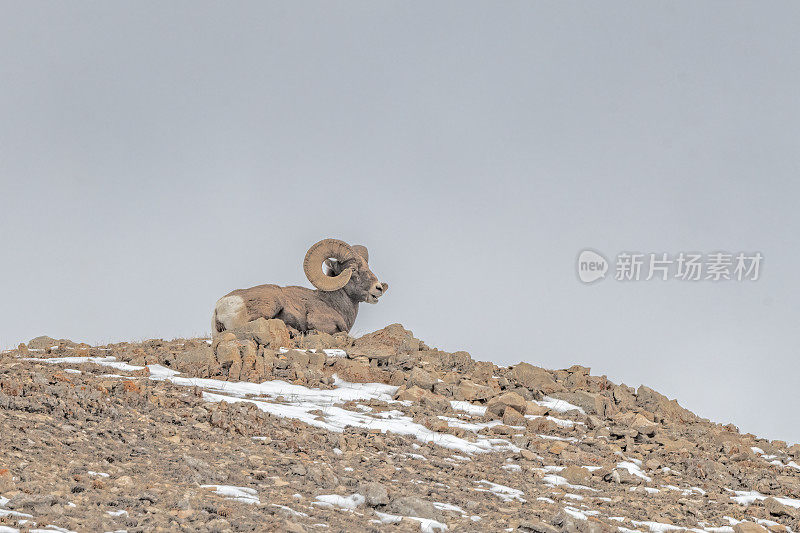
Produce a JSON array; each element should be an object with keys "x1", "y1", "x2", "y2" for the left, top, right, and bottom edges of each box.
[{"x1": 1, "y1": 2, "x2": 798, "y2": 444}]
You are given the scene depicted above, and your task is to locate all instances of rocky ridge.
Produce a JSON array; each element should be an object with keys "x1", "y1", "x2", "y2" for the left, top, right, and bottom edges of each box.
[{"x1": 0, "y1": 323, "x2": 798, "y2": 533}]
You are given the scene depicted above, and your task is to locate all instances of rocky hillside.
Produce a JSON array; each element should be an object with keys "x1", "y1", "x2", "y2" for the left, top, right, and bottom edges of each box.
[{"x1": 0, "y1": 322, "x2": 798, "y2": 533}]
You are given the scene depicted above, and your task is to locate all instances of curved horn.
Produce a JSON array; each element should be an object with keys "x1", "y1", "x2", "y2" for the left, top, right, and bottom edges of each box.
[
  {"x1": 304, "y1": 239, "x2": 356, "y2": 291},
  {"x1": 352, "y1": 245, "x2": 369, "y2": 263}
]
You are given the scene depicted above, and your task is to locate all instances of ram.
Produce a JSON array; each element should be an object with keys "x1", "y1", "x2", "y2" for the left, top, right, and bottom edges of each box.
[{"x1": 213, "y1": 239, "x2": 388, "y2": 336}]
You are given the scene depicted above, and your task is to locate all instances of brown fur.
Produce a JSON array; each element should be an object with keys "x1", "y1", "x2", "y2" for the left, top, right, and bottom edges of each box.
[{"x1": 214, "y1": 245, "x2": 387, "y2": 336}]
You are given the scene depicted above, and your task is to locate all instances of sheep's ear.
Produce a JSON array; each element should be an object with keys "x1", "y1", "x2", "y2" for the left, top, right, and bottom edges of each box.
[
  {"x1": 324, "y1": 258, "x2": 343, "y2": 276},
  {"x1": 352, "y1": 245, "x2": 369, "y2": 263}
]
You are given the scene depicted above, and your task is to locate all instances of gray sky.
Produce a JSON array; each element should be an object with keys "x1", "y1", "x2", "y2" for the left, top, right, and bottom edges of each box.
[{"x1": 2, "y1": 2, "x2": 798, "y2": 444}]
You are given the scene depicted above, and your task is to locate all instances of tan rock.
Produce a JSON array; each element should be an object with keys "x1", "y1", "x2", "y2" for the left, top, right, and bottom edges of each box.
[
  {"x1": 636, "y1": 385, "x2": 696, "y2": 422},
  {"x1": 285, "y1": 349, "x2": 310, "y2": 367},
  {"x1": 509, "y1": 362, "x2": 563, "y2": 394},
  {"x1": 395, "y1": 386, "x2": 426, "y2": 402},
  {"x1": 503, "y1": 406, "x2": 526, "y2": 426},
  {"x1": 231, "y1": 318, "x2": 291, "y2": 350},
  {"x1": 0, "y1": 468, "x2": 13, "y2": 491},
  {"x1": 764, "y1": 496, "x2": 798, "y2": 518},
  {"x1": 334, "y1": 359, "x2": 375, "y2": 383},
  {"x1": 525, "y1": 401, "x2": 548, "y2": 416},
  {"x1": 407, "y1": 367, "x2": 437, "y2": 391},
  {"x1": 454, "y1": 380, "x2": 495, "y2": 402},
  {"x1": 351, "y1": 324, "x2": 421, "y2": 359},
  {"x1": 487, "y1": 391, "x2": 528, "y2": 418},
  {"x1": 733, "y1": 522, "x2": 769, "y2": 533},
  {"x1": 299, "y1": 331, "x2": 336, "y2": 351},
  {"x1": 215, "y1": 340, "x2": 241, "y2": 365},
  {"x1": 549, "y1": 441, "x2": 569, "y2": 454},
  {"x1": 308, "y1": 350, "x2": 325, "y2": 370},
  {"x1": 562, "y1": 465, "x2": 591, "y2": 485}
]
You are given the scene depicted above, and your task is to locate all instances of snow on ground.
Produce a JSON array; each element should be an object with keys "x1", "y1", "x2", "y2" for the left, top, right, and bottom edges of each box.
[
  {"x1": 29, "y1": 356, "x2": 520, "y2": 455},
  {"x1": 313, "y1": 494, "x2": 365, "y2": 511},
  {"x1": 474, "y1": 480, "x2": 526, "y2": 503},
  {"x1": 631, "y1": 520, "x2": 685, "y2": 532},
  {"x1": 201, "y1": 485, "x2": 261, "y2": 505},
  {"x1": 729, "y1": 490, "x2": 800, "y2": 508},
  {"x1": 449, "y1": 401, "x2": 486, "y2": 416},
  {"x1": 538, "y1": 471, "x2": 598, "y2": 492},
  {"x1": 617, "y1": 461, "x2": 652, "y2": 482},
  {"x1": 535, "y1": 396, "x2": 585, "y2": 414},
  {"x1": 374, "y1": 511, "x2": 448, "y2": 532}
]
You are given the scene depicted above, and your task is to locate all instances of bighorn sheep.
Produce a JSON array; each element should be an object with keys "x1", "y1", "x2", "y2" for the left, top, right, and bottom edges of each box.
[{"x1": 212, "y1": 239, "x2": 388, "y2": 336}]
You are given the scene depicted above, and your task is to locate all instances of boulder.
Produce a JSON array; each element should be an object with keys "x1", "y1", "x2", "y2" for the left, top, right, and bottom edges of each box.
[
  {"x1": 285, "y1": 349, "x2": 310, "y2": 367},
  {"x1": 503, "y1": 406, "x2": 527, "y2": 426},
  {"x1": 487, "y1": 392, "x2": 528, "y2": 418},
  {"x1": 333, "y1": 359, "x2": 377, "y2": 383},
  {"x1": 230, "y1": 318, "x2": 291, "y2": 349},
  {"x1": 636, "y1": 385, "x2": 696, "y2": 423},
  {"x1": 764, "y1": 497, "x2": 798, "y2": 518},
  {"x1": 307, "y1": 350, "x2": 326, "y2": 370},
  {"x1": 612, "y1": 384, "x2": 637, "y2": 409},
  {"x1": 215, "y1": 340, "x2": 242, "y2": 365},
  {"x1": 549, "y1": 391, "x2": 614, "y2": 418},
  {"x1": 562, "y1": 465, "x2": 591, "y2": 485},
  {"x1": 359, "y1": 482, "x2": 389, "y2": 507},
  {"x1": 454, "y1": 380, "x2": 495, "y2": 402},
  {"x1": 733, "y1": 522, "x2": 769, "y2": 533},
  {"x1": 351, "y1": 324, "x2": 421, "y2": 359},
  {"x1": 27, "y1": 336, "x2": 59, "y2": 350},
  {"x1": 298, "y1": 331, "x2": 336, "y2": 351},
  {"x1": 407, "y1": 367, "x2": 437, "y2": 391},
  {"x1": 509, "y1": 363, "x2": 563, "y2": 394},
  {"x1": 387, "y1": 497, "x2": 443, "y2": 521}
]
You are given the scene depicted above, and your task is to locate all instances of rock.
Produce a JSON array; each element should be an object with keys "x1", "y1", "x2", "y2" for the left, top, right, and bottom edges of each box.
[
  {"x1": 299, "y1": 331, "x2": 336, "y2": 351},
  {"x1": 351, "y1": 324, "x2": 421, "y2": 359},
  {"x1": 733, "y1": 522, "x2": 769, "y2": 533},
  {"x1": 215, "y1": 340, "x2": 242, "y2": 365},
  {"x1": 176, "y1": 343, "x2": 214, "y2": 374},
  {"x1": 612, "y1": 384, "x2": 636, "y2": 408},
  {"x1": 285, "y1": 349, "x2": 310, "y2": 367},
  {"x1": 454, "y1": 380, "x2": 495, "y2": 401},
  {"x1": 636, "y1": 385, "x2": 696, "y2": 422},
  {"x1": 611, "y1": 467, "x2": 643, "y2": 485},
  {"x1": 549, "y1": 441, "x2": 569, "y2": 455},
  {"x1": 503, "y1": 406, "x2": 527, "y2": 426},
  {"x1": 614, "y1": 411, "x2": 658, "y2": 435},
  {"x1": 549, "y1": 391, "x2": 614, "y2": 417},
  {"x1": 509, "y1": 363, "x2": 563, "y2": 394},
  {"x1": 562, "y1": 465, "x2": 591, "y2": 485},
  {"x1": 359, "y1": 481, "x2": 389, "y2": 507},
  {"x1": 395, "y1": 386, "x2": 426, "y2": 402},
  {"x1": 333, "y1": 359, "x2": 375, "y2": 383},
  {"x1": 307, "y1": 350, "x2": 325, "y2": 370},
  {"x1": 519, "y1": 519, "x2": 560, "y2": 533},
  {"x1": 387, "y1": 496, "x2": 443, "y2": 521},
  {"x1": 0, "y1": 468, "x2": 14, "y2": 491},
  {"x1": 487, "y1": 392, "x2": 528, "y2": 418},
  {"x1": 788, "y1": 444, "x2": 800, "y2": 459},
  {"x1": 764, "y1": 496, "x2": 798, "y2": 518},
  {"x1": 419, "y1": 392, "x2": 451, "y2": 412},
  {"x1": 407, "y1": 367, "x2": 437, "y2": 391},
  {"x1": 27, "y1": 335, "x2": 59, "y2": 350},
  {"x1": 212, "y1": 331, "x2": 236, "y2": 351},
  {"x1": 230, "y1": 318, "x2": 291, "y2": 349},
  {"x1": 525, "y1": 401, "x2": 548, "y2": 416}
]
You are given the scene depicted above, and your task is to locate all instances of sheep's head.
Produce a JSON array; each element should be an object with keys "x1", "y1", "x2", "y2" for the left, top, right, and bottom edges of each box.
[{"x1": 303, "y1": 239, "x2": 388, "y2": 304}]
